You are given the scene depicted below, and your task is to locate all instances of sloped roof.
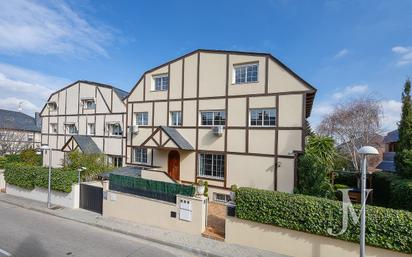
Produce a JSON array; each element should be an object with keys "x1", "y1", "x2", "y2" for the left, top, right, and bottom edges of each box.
[
  {"x1": 62, "y1": 135, "x2": 102, "y2": 154},
  {"x1": 127, "y1": 49, "x2": 317, "y2": 117},
  {"x1": 383, "y1": 130, "x2": 399, "y2": 144},
  {"x1": 0, "y1": 109, "x2": 40, "y2": 132},
  {"x1": 159, "y1": 126, "x2": 194, "y2": 150},
  {"x1": 376, "y1": 161, "x2": 396, "y2": 172}
]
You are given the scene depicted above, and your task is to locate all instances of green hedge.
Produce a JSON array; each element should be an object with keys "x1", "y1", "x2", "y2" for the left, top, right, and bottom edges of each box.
[
  {"x1": 372, "y1": 172, "x2": 412, "y2": 211},
  {"x1": 235, "y1": 187, "x2": 412, "y2": 253},
  {"x1": 4, "y1": 164, "x2": 78, "y2": 193}
]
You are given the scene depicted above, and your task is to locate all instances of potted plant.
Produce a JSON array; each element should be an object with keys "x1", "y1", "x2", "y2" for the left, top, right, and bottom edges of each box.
[
  {"x1": 196, "y1": 180, "x2": 205, "y2": 195},
  {"x1": 230, "y1": 184, "x2": 238, "y2": 201}
]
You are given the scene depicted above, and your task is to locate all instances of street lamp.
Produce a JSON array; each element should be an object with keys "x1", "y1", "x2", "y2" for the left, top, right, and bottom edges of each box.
[
  {"x1": 40, "y1": 144, "x2": 52, "y2": 209},
  {"x1": 358, "y1": 146, "x2": 379, "y2": 257},
  {"x1": 77, "y1": 167, "x2": 87, "y2": 185}
]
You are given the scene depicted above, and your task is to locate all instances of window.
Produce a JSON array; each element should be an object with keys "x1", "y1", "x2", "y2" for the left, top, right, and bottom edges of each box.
[
  {"x1": 49, "y1": 123, "x2": 58, "y2": 133},
  {"x1": 134, "y1": 148, "x2": 147, "y2": 163},
  {"x1": 27, "y1": 135, "x2": 34, "y2": 142},
  {"x1": 213, "y1": 193, "x2": 230, "y2": 203},
  {"x1": 83, "y1": 99, "x2": 95, "y2": 110},
  {"x1": 153, "y1": 74, "x2": 169, "y2": 91},
  {"x1": 47, "y1": 102, "x2": 57, "y2": 111},
  {"x1": 234, "y1": 63, "x2": 258, "y2": 84},
  {"x1": 200, "y1": 111, "x2": 226, "y2": 126},
  {"x1": 66, "y1": 124, "x2": 77, "y2": 134},
  {"x1": 250, "y1": 108, "x2": 276, "y2": 126},
  {"x1": 198, "y1": 153, "x2": 225, "y2": 179},
  {"x1": 108, "y1": 156, "x2": 123, "y2": 167},
  {"x1": 110, "y1": 123, "x2": 122, "y2": 136},
  {"x1": 170, "y1": 111, "x2": 182, "y2": 126},
  {"x1": 135, "y1": 112, "x2": 148, "y2": 126},
  {"x1": 87, "y1": 123, "x2": 96, "y2": 135}
]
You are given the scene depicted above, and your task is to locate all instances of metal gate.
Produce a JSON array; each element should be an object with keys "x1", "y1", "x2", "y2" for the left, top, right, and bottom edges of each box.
[{"x1": 80, "y1": 183, "x2": 103, "y2": 214}]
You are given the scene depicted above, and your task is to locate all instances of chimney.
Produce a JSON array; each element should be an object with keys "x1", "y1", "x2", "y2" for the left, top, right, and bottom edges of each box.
[{"x1": 35, "y1": 112, "x2": 42, "y2": 128}]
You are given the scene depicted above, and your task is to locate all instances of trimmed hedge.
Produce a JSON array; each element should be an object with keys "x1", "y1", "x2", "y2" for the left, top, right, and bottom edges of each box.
[
  {"x1": 4, "y1": 164, "x2": 78, "y2": 193},
  {"x1": 372, "y1": 172, "x2": 412, "y2": 211},
  {"x1": 235, "y1": 187, "x2": 412, "y2": 253}
]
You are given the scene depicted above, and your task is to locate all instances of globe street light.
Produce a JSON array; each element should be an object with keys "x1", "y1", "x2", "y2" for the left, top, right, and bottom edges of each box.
[
  {"x1": 358, "y1": 146, "x2": 379, "y2": 257},
  {"x1": 40, "y1": 144, "x2": 52, "y2": 209}
]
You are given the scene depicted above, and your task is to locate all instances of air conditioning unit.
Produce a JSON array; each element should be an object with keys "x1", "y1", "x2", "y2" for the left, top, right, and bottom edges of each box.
[
  {"x1": 130, "y1": 125, "x2": 139, "y2": 134},
  {"x1": 212, "y1": 126, "x2": 224, "y2": 137}
]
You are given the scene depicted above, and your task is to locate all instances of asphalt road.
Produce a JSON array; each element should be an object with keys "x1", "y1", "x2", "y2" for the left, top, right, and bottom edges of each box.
[{"x1": 0, "y1": 201, "x2": 201, "y2": 257}]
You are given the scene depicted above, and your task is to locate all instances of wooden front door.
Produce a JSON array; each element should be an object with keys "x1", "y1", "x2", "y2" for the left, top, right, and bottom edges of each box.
[{"x1": 168, "y1": 150, "x2": 180, "y2": 181}]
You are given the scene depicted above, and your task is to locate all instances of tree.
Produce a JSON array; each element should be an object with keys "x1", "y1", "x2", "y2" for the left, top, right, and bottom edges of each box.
[
  {"x1": 0, "y1": 129, "x2": 31, "y2": 155},
  {"x1": 317, "y1": 97, "x2": 383, "y2": 171},
  {"x1": 296, "y1": 135, "x2": 336, "y2": 198},
  {"x1": 395, "y1": 79, "x2": 412, "y2": 178}
]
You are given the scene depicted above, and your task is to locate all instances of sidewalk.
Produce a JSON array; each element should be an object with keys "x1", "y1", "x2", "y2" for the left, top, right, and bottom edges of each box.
[{"x1": 0, "y1": 193, "x2": 287, "y2": 257}]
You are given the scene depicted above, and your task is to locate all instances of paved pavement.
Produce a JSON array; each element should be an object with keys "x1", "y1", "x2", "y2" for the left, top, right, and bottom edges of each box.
[
  {"x1": 0, "y1": 193, "x2": 286, "y2": 257},
  {"x1": 0, "y1": 201, "x2": 201, "y2": 257}
]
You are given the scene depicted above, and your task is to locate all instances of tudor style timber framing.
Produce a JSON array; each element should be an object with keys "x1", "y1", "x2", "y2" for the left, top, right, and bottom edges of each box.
[
  {"x1": 40, "y1": 80, "x2": 128, "y2": 167},
  {"x1": 125, "y1": 49, "x2": 316, "y2": 196}
]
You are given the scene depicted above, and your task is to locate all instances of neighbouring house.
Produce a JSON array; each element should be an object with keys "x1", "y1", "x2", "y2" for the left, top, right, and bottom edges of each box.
[
  {"x1": 125, "y1": 49, "x2": 316, "y2": 201},
  {"x1": 0, "y1": 109, "x2": 42, "y2": 155},
  {"x1": 376, "y1": 129, "x2": 399, "y2": 172},
  {"x1": 40, "y1": 80, "x2": 128, "y2": 167}
]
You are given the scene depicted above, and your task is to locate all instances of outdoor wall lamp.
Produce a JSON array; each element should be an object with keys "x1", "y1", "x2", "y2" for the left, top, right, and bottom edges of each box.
[{"x1": 358, "y1": 146, "x2": 379, "y2": 257}]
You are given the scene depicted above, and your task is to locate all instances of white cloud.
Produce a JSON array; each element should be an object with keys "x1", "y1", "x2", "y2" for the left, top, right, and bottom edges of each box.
[
  {"x1": 392, "y1": 45, "x2": 412, "y2": 66},
  {"x1": 332, "y1": 84, "x2": 369, "y2": 99},
  {"x1": 380, "y1": 99, "x2": 401, "y2": 132},
  {"x1": 0, "y1": 97, "x2": 39, "y2": 113},
  {"x1": 0, "y1": 0, "x2": 112, "y2": 57},
  {"x1": 334, "y1": 48, "x2": 349, "y2": 59},
  {"x1": 0, "y1": 63, "x2": 68, "y2": 115}
]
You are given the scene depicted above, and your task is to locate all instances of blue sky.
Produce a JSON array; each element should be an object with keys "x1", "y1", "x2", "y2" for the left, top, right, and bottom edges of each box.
[{"x1": 0, "y1": 0, "x2": 411, "y2": 132}]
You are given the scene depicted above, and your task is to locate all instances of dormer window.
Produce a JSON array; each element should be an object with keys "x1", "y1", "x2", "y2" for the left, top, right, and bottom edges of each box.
[
  {"x1": 47, "y1": 102, "x2": 57, "y2": 111},
  {"x1": 233, "y1": 63, "x2": 258, "y2": 84},
  {"x1": 152, "y1": 74, "x2": 169, "y2": 91},
  {"x1": 82, "y1": 98, "x2": 95, "y2": 110}
]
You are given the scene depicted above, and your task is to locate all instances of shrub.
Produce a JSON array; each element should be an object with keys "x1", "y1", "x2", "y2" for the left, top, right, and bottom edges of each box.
[
  {"x1": 20, "y1": 149, "x2": 42, "y2": 166},
  {"x1": 235, "y1": 187, "x2": 412, "y2": 254},
  {"x1": 334, "y1": 171, "x2": 358, "y2": 188},
  {"x1": 395, "y1": 149, "x2": 412, "y2": 178},
  {"x1": 4, "y1": 164, "x2": 78, "y2": 193},
  {"x1": 64, "y1": 150, "x2": 109, "y2": 181},
  {"x1": 372, "y1": 172, "x2": 412, "y2": 211}
]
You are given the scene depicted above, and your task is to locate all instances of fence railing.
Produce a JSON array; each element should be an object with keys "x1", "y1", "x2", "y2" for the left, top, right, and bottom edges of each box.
[{"x1": 109, "y1": 174, "x2": 195, "y2": 203}]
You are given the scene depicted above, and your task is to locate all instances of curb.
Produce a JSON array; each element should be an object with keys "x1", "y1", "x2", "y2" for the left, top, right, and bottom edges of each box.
[{"x1": 0, "y1": 197, "x2": 224, "y2": 257}]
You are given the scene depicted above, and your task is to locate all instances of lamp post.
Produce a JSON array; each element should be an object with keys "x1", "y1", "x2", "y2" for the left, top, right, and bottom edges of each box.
[
  {"x1": 40, "y1": 144, "x2": 52, "y2": 209},
  {"x1": 357, "y1": 146, "x2": 379, "y2": 257},
  {"x1": 77, "y1": 167, "x2": 87, "y2": 185}
]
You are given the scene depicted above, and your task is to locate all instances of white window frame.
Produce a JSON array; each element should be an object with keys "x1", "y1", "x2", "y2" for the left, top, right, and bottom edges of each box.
[
  {"x1": 83, "y1": 99, "x2": 95, "y2": 110},
  {"x1": 87, "y1": 123, "x2": 96, "y2": 135},
  {"x1": 47, "y1": 102, "x2": 57, "y2": 111},
  {"x1": 109, "y1": 123, "x2": 122, "y2": 136},
  {"x1": 49, "y1": 123, "x2": 58, "y2": 134},
  {"x1": 66, "y1": 124, "x2": 77, "y2": 134},
  {"x1": 200, "y1": 111, "x2": 226, "y2": 126},
  {"x1": 27, "y1": 135, "x2": 34, "y2": 142},
  {"x1": 134, "y1": 148, "x2": 148, "y2": 164},
  {"x1": 198, "y1": 153, "x2": 225, "y2": 180},
  {"x1": 170, "y1": 111, "x2": 182, "y2": 126},
  {"x1": 108, "y1": 156, "x2": 123, "y2": 167},
  {"x1": 135, "y1": 112, "x2": 149, "y2": 126},
  {"x1": 249, "y1": 108, "x2": 276, "y2": 127},
  {"x1": 233, "y1": 63, "x2": 259, "y2": 84},
  {"x1": 213, "y1": 193, "x2": 231, "y2": 203},
  {"x1": 152, "y1": 74, "x2": 169, "y2": 91}
]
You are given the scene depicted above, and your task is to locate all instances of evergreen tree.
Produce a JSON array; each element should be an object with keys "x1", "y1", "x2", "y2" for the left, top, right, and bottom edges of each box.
[{"x1": 395, "y1": 79, "x2": 412, "y2": 178}]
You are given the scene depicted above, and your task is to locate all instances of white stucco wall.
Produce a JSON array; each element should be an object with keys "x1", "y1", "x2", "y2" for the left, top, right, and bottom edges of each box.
[
  {"x1": 0, "y1": 170, "x2": 5, "y2": 190},
  {"x1": 6, "y1": 184, "x2": 79, "y2": 208}
]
